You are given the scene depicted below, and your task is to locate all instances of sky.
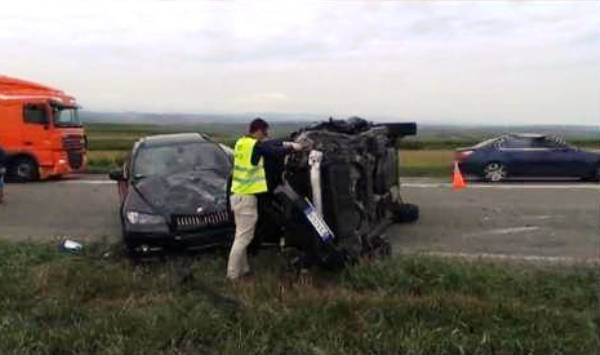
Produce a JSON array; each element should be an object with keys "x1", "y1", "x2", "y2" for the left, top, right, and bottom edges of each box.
[{"x1": 1, "y1": 0, "x2": 599, "y2": 124}]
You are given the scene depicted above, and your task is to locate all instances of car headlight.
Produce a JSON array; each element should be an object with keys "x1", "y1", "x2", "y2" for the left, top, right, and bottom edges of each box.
[{"x1": 126, "y1": 211, "x2": 165, "y2": 225}]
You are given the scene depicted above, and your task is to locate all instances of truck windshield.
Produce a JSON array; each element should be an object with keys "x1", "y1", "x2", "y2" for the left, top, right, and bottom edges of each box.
[{"x1": 53, "y1": 107, "x2": 82, "y2": 127}]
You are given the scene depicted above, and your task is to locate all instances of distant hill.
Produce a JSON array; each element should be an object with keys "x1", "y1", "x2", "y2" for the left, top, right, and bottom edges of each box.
[
  {"x1": 416, "y1": 124, "x2": 600, "y2": 140},
  {"x1": 80, "y1": 111, "x2": 598, "y2": 140}
]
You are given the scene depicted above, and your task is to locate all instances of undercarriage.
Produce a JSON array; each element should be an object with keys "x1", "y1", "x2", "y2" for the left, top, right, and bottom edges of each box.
[{"x1": 270, "y1": 117, "x2": 419, "y2": 271}]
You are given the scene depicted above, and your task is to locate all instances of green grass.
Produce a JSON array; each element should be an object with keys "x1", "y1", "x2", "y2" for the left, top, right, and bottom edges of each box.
[
  {"x1": 87, "y1": 149, "x2": 454, "y2": 177},
  {"x1": 1, "y1": 239, "x2": 599, "y2": 354},
  {"x1": 400, "y1": 150, "x2": 453, "y2": 177},
  {"x1": 87, "y1": 151, "x2": 128, "y2": 173}
]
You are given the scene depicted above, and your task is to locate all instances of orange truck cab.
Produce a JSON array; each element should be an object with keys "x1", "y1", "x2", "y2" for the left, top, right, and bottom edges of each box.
[{"x1": 0, "y1": 75, "x2": 86, "y2": 181}]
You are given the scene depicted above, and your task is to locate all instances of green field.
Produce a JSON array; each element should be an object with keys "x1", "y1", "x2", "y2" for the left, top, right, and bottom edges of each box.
[
  {"x1": 84, "y1": 123, "x2": 598, "y2": 176},
  {"x1": 1, "y1": 239, "x2": 599, "y2": 354},
  {"x1": 84, "y1": 123, "x2": 458, "y2": 176},
  {"x1": 400, "y1": 150, "x2": 454, "y2": 177}
]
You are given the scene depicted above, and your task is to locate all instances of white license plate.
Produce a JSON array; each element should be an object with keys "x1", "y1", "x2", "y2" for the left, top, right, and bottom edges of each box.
[{"x1": 304, "y1": 205, "x2": 334, "y2": 242}]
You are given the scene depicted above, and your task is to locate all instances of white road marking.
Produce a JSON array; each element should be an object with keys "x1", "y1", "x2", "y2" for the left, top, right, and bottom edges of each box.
[
  {"x1": 415, "y1": 251, "x2": 600, "y2": 264},
  {"x1": 521, "y1": 215, "x2": 552, "y2": 220},
  {"x1": 58, "y1": 180, "x2": 600, "y2": 189},
  {"x1": 487, "y1": 226, "x2": 541, "y2": 235},
  {"x1": 403, "y1": 182, "x2": 600, "y2": 189},
  {"x1": 59, "y1": 180, "x2": 115, "y2": 185}
]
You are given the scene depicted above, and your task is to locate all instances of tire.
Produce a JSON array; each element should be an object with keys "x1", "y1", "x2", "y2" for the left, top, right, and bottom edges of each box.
[
  {"x1": 393, "y1": 203, "x2": 419, "y2": 223},
  {"x1": 483, "y1": 162, "x2": 507, "y2": 182},
  {"x1": 586, "y1": 166, "x2": 600, "y2": 182},
  {"x1": 8, "y1": 156, "x2": 39, "y2": 182}
]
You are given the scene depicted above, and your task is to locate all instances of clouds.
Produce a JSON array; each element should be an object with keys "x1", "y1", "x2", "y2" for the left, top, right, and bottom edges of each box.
[{"x1": 0, "y1": 0, "x2": 598, "y2": 124}]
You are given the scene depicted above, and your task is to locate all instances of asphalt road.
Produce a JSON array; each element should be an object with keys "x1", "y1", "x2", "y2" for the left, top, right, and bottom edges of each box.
[
  {"x1": 1, "y1": 175, "x2": 599, "y2": 261},
  {"x1": 390, "y1": 180, "x2": 600, "y2": 261},
  {"x1": 0, "y1": 175, "x2": 121, "y2": 243}
]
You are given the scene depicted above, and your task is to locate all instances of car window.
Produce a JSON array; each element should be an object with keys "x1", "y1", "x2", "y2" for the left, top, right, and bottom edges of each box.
[
  {"x1": 531, "y1": 138, "x2": 561, "y2": 149},
  {"x1": 473, "y1": 138, "x2": 500, "y2": 149},
  {"x1": 501, "y1": 137, "x2": 533, "y2": 149},
  {"x1": 133, "y1": 142, "x2": 231, "y2": 178}
]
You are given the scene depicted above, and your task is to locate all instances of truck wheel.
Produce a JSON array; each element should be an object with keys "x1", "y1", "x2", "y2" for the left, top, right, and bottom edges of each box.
[
  {"x1": 393, "y1": 203, "x2": 419, "y2": 223},
  {"x1": 9, "y1": 157, "x2": 39, "y2": 182}
]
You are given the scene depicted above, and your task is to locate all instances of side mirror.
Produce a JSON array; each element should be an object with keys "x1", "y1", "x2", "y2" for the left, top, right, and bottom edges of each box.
[{"x1": 108, "y1": 169, "x2": 124, "y2": 181}]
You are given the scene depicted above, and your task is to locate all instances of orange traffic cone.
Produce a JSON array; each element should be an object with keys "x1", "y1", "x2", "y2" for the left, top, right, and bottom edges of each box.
[{"x1": 452, "y1": 161, "x2": 466, "y2": 190}]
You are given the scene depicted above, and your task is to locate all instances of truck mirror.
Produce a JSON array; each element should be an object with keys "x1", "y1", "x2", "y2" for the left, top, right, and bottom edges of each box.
[{"x1": 108, "y1": 169, "x2": 124, "y2": 181}]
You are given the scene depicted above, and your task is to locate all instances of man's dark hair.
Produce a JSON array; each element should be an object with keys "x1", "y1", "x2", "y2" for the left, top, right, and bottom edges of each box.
[{"x1": 249, "y1": 118, "x2": 269, "y2": 133}]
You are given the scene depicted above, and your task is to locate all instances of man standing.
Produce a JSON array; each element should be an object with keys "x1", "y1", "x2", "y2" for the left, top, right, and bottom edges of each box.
[{"x1": 227, "y1": 118, "x2": 302, "y2": 280}]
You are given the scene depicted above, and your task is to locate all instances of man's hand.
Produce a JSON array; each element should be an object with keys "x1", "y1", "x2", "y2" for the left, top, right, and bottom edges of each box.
[{"x1": 283, "y1": 141, "x2": 304, "y2": 151}]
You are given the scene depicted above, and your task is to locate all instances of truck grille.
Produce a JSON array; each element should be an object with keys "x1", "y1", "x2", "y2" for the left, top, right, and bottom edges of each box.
[
  {"x1": 67, "y1": 152, "x2": 83, "y2": 169},
  {"x1": 62, "y1": 135, "x2": 84, "y2": 151},
  {"x1": 173, "y1": 211, "x2": 231, "y2": 232}
]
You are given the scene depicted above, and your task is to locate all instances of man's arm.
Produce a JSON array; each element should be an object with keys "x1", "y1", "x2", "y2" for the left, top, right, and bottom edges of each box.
[{"x1": 251, "y1": 140, "x2": 292, "y2": 166}]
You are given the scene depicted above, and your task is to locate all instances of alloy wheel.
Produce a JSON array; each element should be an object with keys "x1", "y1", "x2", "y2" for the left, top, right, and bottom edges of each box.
[{"x1": 484, "y1": 163, "x2": 507, "y2": 182}]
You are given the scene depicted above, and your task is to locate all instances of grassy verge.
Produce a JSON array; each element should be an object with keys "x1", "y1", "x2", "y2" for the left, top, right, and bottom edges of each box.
[
  {"x1": 86, "y1": 149, "x2": 455, "y2": 178},
  {"x1": 400, "y1": 150, "x2": 453, "y2": 177},
  {"x1": 87, "y1": 150, "x2": 128, "y2": 173},
  {"x1": 1, "y1": 240, "x2": 599, "y2": 354}
]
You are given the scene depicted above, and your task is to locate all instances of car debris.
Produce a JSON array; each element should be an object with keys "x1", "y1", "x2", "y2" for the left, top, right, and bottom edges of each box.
[
  {"x1": 59, "y1": 239, "x2": 83, "y2": 253},
  {"x1": 268, "y1": 117, "x2": 419, "y2": 271}
]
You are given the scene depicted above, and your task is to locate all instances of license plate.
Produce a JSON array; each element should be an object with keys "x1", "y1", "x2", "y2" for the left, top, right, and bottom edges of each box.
[{"x1": 303, "y1": 204, "x2": 334, "y2": 242}]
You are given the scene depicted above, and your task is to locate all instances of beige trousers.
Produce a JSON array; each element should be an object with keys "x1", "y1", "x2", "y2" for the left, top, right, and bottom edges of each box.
[{"x1": 227, "y1": 194, "x2": 258, "y2": 279}]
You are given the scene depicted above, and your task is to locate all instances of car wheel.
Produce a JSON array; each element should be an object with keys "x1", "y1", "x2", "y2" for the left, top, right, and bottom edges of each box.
[
  {"x1": 392, "y1": 203, "x2": 419, "y2": 223},
  {"x1": 592, "y1": 166, "x2": 600, "y2": 182},
  {"x1": 483, "y1": 162, "x2": 507, "y2": 182},
  {"x1": 9, "y1": 156, "x2": 39, "y2": 182}
]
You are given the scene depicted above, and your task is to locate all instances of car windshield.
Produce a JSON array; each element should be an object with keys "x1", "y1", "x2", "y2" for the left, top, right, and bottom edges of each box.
[
  {"x1": 53, "y1": 107, "x2": 82, "y2": 127},
  {"x1": 133, "y1": 142, "x2": 231, "y2": 178},
  {"x1": 473, "y1": 137, "x2": 500, "y2": 149}
]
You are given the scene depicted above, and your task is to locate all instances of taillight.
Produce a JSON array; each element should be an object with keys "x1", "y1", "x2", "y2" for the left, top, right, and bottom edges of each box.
[{"x1": 455, "y1": 150, "x2": 474, "y2": 161}]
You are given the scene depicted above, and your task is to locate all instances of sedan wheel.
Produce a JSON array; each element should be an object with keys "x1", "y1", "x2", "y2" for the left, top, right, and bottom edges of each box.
[
  {"x1": 594, "y1": 166, "x2": 600, "y2": 182},
  {"x1": 484, "y1": 163, "x2": 507, "y2": 182}
]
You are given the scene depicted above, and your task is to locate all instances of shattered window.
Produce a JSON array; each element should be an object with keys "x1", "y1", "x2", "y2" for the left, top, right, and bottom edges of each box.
[{"x1": 133, "y1": 142, "x2": 231, "y2": 177}]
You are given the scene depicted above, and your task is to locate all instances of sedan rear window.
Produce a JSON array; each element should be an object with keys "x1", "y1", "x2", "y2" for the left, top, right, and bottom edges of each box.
[
  {"x1": 133, "y1": 142, "x2": 231, "y2": 178},
  {"x1": 501, "y1": 137, "x2": 534, "y2": 149}
]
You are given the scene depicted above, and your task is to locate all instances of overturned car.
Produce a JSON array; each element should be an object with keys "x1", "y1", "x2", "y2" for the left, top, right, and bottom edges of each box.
[{"x1": 264, "y1": 117, "x2": 419, "y2": 270}]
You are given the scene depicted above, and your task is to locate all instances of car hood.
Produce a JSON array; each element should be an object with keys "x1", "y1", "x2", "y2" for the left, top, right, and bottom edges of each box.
[{"x1": 132, "y1": 170, "x2": 228, "y2": 216}]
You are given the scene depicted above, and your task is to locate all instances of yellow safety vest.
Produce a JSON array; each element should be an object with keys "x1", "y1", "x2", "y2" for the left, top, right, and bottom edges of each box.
[{"x1": 231, "y1": 136, "x2": 268, "y2": 195}]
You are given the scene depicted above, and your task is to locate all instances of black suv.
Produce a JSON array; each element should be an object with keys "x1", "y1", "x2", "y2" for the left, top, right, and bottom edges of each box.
[{"x1": 109, "y1": 133, "x2": 234, "y2": 254}]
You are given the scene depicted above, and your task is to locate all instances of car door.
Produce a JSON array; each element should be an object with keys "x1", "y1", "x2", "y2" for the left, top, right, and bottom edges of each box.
[
  {"x1": 498, "y1": 137, "x2": 546, "y2": 177},
  {"x1": 533, "y1": 138, "x2": 588, "y2": 177},
  {"x1": 525, "y1": 137, "x2": 567, "y2": 177}
]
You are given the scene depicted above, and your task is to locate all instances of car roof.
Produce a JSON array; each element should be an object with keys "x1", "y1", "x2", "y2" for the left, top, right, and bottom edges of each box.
[{"x1": 139, "y1": 133, "x2": 209, "y2": 147}]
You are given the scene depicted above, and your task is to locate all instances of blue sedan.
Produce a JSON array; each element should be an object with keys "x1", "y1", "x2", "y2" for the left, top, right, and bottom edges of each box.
[{"x1": 456, "y1": 134, "x2": 600, "y2": 182}]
